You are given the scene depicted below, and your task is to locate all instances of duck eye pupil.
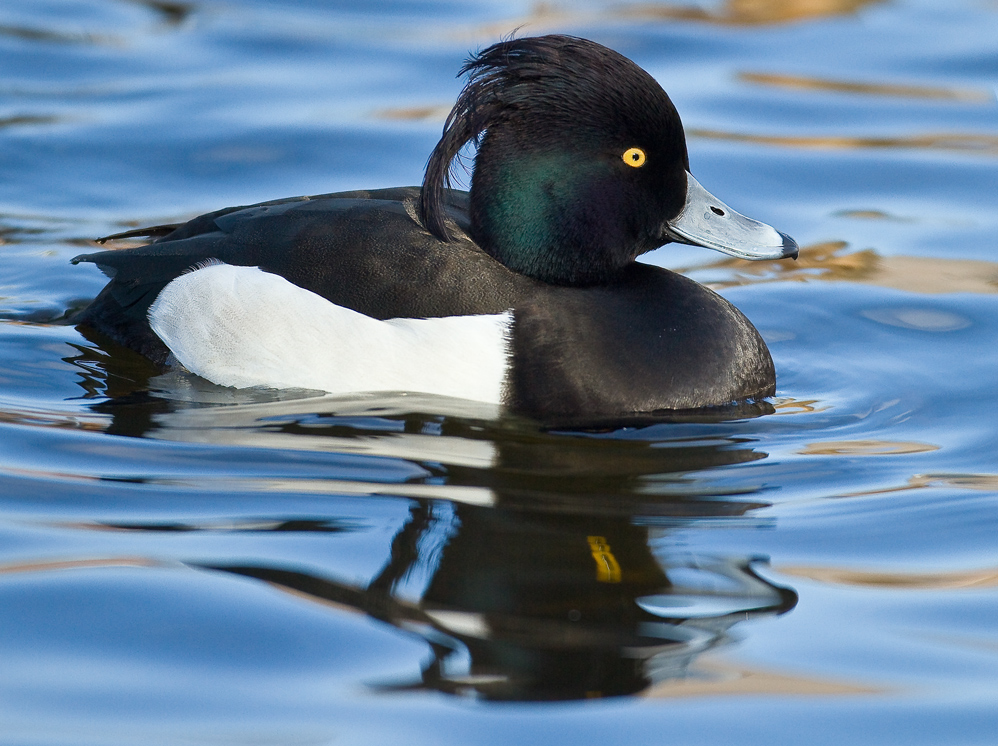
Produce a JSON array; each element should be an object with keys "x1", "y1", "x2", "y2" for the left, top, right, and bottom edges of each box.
[{"x1": 710, "y1": 206, "x2": 725, "y2": 216}]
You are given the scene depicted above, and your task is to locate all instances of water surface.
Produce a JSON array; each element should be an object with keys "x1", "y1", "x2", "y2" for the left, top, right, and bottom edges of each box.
[{"x1": 1, "y1": 1, "x2": 997, "y2": 744}]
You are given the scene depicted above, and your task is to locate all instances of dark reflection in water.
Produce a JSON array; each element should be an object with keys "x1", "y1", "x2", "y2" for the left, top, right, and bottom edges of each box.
[
  {"x1": 0, "y1": 23, "x2": 111, "y2": 45},
  {"x1": 0, "y1": 114, "x2": 61, "y2": 130},
  {"x1": 127, "y1": 0, "x2": 195, "y2": 27},
  {"x1": 105, "y1": 501, "x2": 796, "y2": 701},
  {"x1": 0, "y1": 0, "x2": 192, "y2": 44}
]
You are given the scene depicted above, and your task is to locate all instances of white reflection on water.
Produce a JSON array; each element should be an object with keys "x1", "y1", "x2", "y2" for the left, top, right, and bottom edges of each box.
[{"x1": 861, "y1": 307, "x2": 971, "y2": 332}]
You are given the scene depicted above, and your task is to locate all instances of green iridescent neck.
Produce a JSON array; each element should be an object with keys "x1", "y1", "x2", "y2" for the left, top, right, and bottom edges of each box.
[{"x1": 470, "y1": 153, "x2": 612, "y2": 285}]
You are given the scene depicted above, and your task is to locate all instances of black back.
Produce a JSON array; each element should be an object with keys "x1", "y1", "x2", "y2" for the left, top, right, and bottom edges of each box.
[{"x1": 74, "y1": 188, "x2": 533, "y2": 360}]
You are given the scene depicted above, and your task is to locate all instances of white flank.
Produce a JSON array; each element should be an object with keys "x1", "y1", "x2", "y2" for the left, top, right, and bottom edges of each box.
[{"x1": 148, "y1": 263, "x2": 513, "y2": 404}]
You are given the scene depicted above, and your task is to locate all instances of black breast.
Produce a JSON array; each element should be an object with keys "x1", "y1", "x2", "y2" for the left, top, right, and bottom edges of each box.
[{"x1": 507, "y1": 264, "x2": 775, "y2": 420}]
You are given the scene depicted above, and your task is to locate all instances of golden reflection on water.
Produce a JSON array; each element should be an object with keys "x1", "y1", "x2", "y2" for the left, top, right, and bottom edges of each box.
[
  {"x1": 697, "y1": 241, "x2": 998, "y2": 294},
  {"x1": 620, "y1": 0, "x2": 881, "y2": 25},
  {"x1": 0, "y1": 556, "x2": 163, "y2": 575},
  {"x1": 836, "y1": 210, "x2": 905, "y2": 220},
  {"x1": 644, "y1": 656, "x2": 881, "y2": 698},
  {"x1": 772, "y1": 397, "x2": 829, "y2": 415},
  {"x1": 455, "y1": 0, "x2": 881, "y2": 39},
  {"x1": 843, "y1": 471, "x2": 998, "y2": 497},
  {"x1": 799, "y1": 440, "x2": 939, "y2": 456},
  {"x1": 373, "y1": 105, "x2": 452, "y2": 122},
  {"x1": 0, "y1": 405, "x2": 107, "y2": 431},
  {"x1": 778, "y1": 564, "x2": 998, "y2": 590},
  {"x1": 690, "y1": 128, "x2": 998, "y2": 156},
  {"x1": 739, "y1": 72, "x2": 993, "y2": 103}
]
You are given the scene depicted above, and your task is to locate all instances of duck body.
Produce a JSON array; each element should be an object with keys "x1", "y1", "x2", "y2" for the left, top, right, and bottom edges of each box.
[{"x1": 73, "y1": 35, "x2": 796, "y2": 421}]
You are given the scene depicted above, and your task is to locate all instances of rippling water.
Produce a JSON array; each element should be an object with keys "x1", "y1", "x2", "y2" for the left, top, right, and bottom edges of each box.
[{"x1": 2, "y1": 1, "x2": 997, "y2": 744}]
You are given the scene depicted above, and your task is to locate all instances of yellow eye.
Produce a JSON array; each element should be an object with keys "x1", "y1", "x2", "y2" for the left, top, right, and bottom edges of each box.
[{"x1": 622, "y1": 147, "x2": 646, "y2": 168}]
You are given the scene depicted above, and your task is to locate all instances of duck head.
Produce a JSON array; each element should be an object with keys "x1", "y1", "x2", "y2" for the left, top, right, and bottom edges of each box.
[{"x1": 420, "y1": 35, "x2": 797, "y2": 286}]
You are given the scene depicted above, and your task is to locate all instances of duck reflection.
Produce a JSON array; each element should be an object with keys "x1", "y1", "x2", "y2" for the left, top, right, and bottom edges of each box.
[
  {"x1": 70, "y1": 340, "x2": 796, "y2": 699},
  {"x1": 190, "y1": 500, "x2": 795, "y2": 701}
]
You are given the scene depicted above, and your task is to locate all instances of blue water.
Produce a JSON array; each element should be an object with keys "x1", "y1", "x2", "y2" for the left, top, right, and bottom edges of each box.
[{"x1": 2, "y1": 1, "x2": 998, "y2": 744}]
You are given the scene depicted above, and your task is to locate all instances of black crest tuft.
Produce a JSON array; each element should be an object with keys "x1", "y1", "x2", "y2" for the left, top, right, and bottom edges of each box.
[{"x1": 419, "y1": 35, "x2": 683, "y2": 242}]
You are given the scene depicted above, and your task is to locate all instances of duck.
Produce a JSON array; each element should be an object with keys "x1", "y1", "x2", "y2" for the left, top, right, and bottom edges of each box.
[{"x1": 72, "y1": 34, "x2": 797, "y2": 422}]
